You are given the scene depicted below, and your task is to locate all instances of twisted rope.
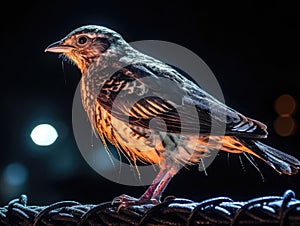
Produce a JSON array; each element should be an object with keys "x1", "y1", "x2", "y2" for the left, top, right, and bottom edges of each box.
[{"x1": 1, "y1": 190, "x2": 299, "y2": 225}]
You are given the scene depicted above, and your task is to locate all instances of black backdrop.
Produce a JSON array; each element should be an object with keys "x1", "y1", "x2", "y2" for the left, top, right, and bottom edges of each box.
[{"x1": 1, "y1": 1, "x2": 299, "y2": 206}]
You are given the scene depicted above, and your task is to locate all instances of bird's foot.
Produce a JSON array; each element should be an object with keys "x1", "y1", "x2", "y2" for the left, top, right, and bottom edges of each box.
[{"x1": 112, "y1": 194, "x2": 159, "y2": 211}]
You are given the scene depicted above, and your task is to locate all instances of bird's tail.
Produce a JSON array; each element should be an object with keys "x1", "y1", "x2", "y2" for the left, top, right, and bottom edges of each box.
[{"x1": 239, "y1": 139, "x2": 300, "y2": 175}]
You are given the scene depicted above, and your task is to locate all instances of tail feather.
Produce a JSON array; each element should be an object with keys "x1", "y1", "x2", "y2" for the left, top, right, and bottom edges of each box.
[{"x1": 240, "y1": 140, "x2": 300, "y2": 175}]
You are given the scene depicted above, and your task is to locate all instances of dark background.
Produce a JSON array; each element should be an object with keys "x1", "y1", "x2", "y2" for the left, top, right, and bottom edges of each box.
[{"x1": 1, "y1": 1, "x2": 299, "y2": 206}]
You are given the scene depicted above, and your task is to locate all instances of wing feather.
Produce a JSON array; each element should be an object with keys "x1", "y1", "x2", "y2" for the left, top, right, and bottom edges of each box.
[{"x1": 97, "y1": 63, "x2": 268, "y2": 138}]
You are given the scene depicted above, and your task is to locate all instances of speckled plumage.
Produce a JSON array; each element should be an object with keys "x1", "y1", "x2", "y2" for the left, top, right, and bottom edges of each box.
[{"x1": 46, "y1": 25, "x2": 300, "y2": 207}]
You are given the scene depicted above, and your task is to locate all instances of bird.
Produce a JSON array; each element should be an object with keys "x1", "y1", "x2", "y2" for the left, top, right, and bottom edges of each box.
[{"x1": 45, "y1": 25, "x2": 300, "y2": 208}]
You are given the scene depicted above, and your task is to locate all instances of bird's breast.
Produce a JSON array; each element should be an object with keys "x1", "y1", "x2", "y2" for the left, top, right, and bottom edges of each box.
[{"x1": 79, "y1": 66, "x2": 208, "y2": 166}]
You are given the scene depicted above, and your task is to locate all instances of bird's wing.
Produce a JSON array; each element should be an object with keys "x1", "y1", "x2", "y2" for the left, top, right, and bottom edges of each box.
[{"x1": 97, "y1": 62, "x2": 267, "y2": 138}]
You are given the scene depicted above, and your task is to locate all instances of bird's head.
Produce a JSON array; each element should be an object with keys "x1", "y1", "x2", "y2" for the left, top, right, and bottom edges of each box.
[{"x1": 45, "y1": 25, "x2": 127, "y2": 73}]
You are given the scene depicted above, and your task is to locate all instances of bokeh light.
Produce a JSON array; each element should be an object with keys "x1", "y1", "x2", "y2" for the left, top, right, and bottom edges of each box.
[
  {"x1": 3, "y1": 162, "x2": 28, "y2": 186},
  {"x1": 274, "y1": 116, "x2": 297, "y2": 137},
  {"x1": 1, "y1": 162, "x2": 28, "y2": 201},
  {"x1": 30, "y1": 124, "x2": 58, "y2": 146},
  {"x1": 274, "y1": 94, "x2": 298, "y2": 137},
  {"x1": 274, "y1": 94, "x2": 297, "y2": 116}
]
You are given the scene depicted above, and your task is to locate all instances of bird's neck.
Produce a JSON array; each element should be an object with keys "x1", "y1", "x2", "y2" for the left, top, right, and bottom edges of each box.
[{"x1": 79, "y1": 60, "x2": 92, "y2": 75}]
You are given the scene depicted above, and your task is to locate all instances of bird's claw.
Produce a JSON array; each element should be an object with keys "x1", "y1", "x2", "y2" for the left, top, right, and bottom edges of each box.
[{"x1": 112, "y1": 194, "x2": 159, "y2": 211}]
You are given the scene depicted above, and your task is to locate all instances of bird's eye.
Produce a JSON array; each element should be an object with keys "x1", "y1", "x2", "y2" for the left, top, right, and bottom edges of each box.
[{"x1": 77, "y1": 36, "x2": 88, "y2": 46}]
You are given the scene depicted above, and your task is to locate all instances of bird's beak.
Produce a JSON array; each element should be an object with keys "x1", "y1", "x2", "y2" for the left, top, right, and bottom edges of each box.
[{"x1": 45, "y1": 41, "x2": 74, "y2": 53}]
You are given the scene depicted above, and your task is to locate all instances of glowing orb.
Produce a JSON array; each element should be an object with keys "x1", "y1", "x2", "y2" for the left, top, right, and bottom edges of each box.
[{"x1": 30, "y1": 124, "x2": 58, "y2": 146}]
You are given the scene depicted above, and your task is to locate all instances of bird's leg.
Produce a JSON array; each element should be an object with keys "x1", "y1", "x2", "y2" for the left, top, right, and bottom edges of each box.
[
  {"x1": 138, "y1": 167, "x2": 168, "y2": 200},
  {"x1": 113, "y1": 167, "x2": 173, "y2": 209},
  {"x1": 150, "y1": 168, "x2": 177, "y2": 201}
]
